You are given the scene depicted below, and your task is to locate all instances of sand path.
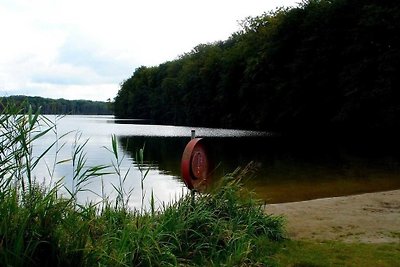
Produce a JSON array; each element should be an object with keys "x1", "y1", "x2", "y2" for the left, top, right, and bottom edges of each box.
[{"x1": 265, "y1": 190, "x2": 400, "y2": 243}]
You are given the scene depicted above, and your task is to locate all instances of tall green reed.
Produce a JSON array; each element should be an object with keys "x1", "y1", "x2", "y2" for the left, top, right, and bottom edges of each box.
[
  {"x1": 136, "y1": 143, "x2": 150, "y2": 214},
  {"x1": 105, "y1": 134, "x2": 133, "y2": 211},
  {"x1": 0, "y1": 102, "x2": 112, "y2": 266},
  {"x1": 105, "y1": 135, "x2": 150, "y2": 212},
  {"x1": 67, "y1": 132, "x2": 110, "y2": 205},
  {"x1": 0, "y1": 101, "x2": 67, "y2": 266},
  {"x1": 0, "y1": 102, "x2": 55, "y2": 194}
]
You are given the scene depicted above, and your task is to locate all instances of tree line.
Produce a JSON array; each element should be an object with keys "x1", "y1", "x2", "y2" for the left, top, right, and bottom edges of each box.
[
  {"x1": 0, "y1": 95, "x2": 113, "y2": 115},
  {"x1": 114, "y1": 0, "x2": 400, "y2": 136}
]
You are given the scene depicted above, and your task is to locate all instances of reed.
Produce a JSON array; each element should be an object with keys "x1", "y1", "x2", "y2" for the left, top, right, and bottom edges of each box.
[{"x1": 0, "y1": 102, "x2": 285, "y2": 266}]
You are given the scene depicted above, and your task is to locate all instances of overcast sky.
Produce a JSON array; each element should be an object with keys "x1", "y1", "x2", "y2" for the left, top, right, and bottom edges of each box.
[{"x1": 0, "y1": 0, "x2": 299, "y2": 101}]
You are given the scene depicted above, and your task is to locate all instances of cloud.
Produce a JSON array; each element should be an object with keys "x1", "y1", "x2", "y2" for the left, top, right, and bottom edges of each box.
[
  {"x1": 0, "y1": 0, "x2": 299, "y2": 101},
  {"x1": 31, "y1": 64, "x2": 101, "y2": 86},
  {"x1": 56, "y1": 32, "x2": 134, "y2": 82},
  {"x1": 28, "y1": 32, "x2": 136, "y2": 88}
]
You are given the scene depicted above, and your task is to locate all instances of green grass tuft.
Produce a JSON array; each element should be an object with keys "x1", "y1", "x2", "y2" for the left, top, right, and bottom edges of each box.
[{"x1": 0, "y1": 176, "x2": 285, "y2": 266}]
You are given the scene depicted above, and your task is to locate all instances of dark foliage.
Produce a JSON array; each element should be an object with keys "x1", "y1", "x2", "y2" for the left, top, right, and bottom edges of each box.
[
  {"x1": 114, "y1": 0, "x2": 400, "y2": 136},
  {"x1": 0, "y1": 95, "x2": 113, "y2": 115}
]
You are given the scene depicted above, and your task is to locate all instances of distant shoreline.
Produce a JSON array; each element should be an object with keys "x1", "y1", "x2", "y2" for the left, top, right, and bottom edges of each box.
[
  {"x1": 1, "y1": 95, "x2": 113, "y2": 115},
  {"x1": 265, "y1": 190, "x2": 400, "y2": 243}
]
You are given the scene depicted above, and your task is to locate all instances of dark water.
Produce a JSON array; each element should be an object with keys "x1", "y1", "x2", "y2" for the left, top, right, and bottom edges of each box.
[
  {"x1": 121, "y1": 134, "x2": 400, "y2": 203},
  {"x1": 34, "y1": 115, "x2": 400, "y2": 208}
]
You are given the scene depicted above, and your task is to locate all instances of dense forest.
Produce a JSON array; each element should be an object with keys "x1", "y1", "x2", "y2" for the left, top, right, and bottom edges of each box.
[
  {"x1": 114, "y1": 0, "x2": 400, "y2": 136},
  {"x1": 0, "y1": 95, "x2": 113, "y2": 115}
]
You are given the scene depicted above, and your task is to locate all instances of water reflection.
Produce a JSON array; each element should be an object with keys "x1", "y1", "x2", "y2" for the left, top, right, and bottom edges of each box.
[
  {"x1": 32, "y1": 115, "x2": 400, "y2": 208},
  {"x1": 32, "y1": 115, "x2": 268, "y2": 209},
  {"x1": 119, "y1": 135, "x2": 400, "y2": 203}
]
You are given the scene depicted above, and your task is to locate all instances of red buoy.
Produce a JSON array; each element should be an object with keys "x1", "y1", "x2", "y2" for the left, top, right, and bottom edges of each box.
[{"x1": 181, "y1": 138, "x2": 211, "y2": 191}]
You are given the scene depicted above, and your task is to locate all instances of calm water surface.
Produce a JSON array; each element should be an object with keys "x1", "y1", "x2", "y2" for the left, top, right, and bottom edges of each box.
[{"x1": 33, "y1": 115, "x2": 400, "y2": 208}]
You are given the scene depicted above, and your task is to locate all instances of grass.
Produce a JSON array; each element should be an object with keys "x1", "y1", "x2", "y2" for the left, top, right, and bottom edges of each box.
[
  {"x1": 0, "y1": 175, "x2": 285, "y2": 266},
  {"x1": 0, "y1": 102, "x2": 285, "y2": 266},
  {"x1": 270, "y1": 240, "x2": 400, "y2": 267}
]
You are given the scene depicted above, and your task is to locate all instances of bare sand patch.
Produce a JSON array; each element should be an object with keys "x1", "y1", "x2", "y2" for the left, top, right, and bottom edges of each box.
[{"x1": 265, "y1": 190, "x2": 400, "y2": 243}]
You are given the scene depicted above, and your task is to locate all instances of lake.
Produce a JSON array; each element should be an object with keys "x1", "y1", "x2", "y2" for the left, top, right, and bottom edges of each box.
[{"x1": 33, "y1": 115, "x2": 400, "y2": 209}]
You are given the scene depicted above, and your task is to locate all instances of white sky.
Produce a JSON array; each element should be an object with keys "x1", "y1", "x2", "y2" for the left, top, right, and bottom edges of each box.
[{"x1": 0, "y1": 0, "x2": 299, "y2": 101}]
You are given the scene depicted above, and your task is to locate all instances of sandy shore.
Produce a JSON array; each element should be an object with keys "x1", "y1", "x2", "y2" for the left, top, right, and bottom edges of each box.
[{"x1": 265, "y1": 190, "x2": 400, "y2": 243}]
